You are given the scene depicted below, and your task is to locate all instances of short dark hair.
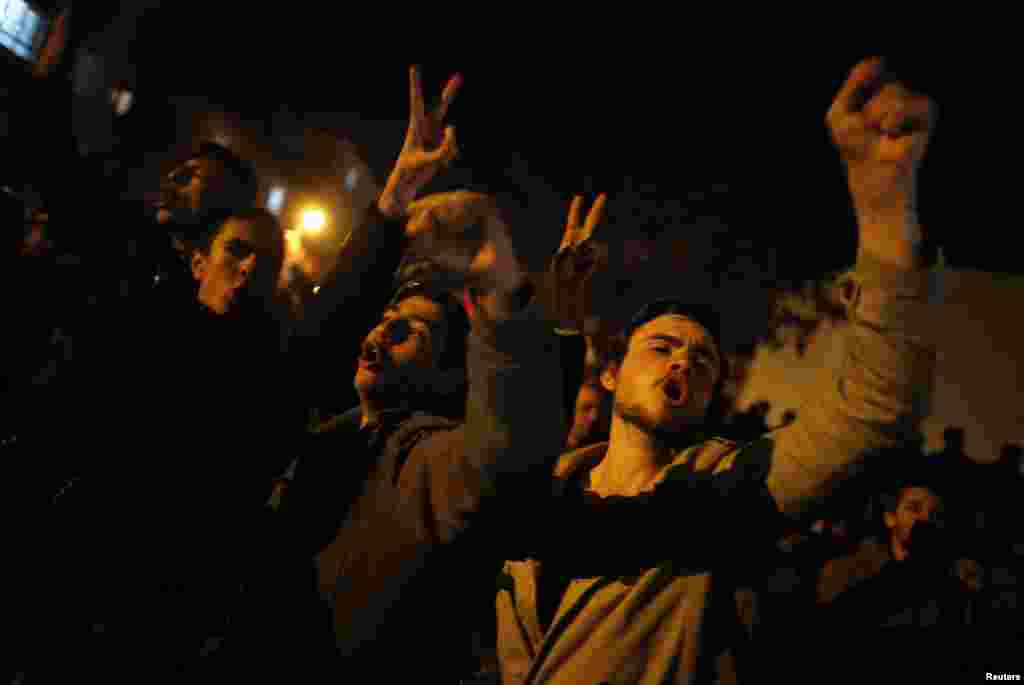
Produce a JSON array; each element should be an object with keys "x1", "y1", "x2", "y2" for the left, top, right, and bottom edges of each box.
[
  {"x1": 389, "y1": 279, "x2": 470, "y2": 374},
  {"x1": 881, "y1": 480, "x2": 945, "y2": 516},
  {"x1": 195, "y1": 207, "x2": 285, "y2": 275},
  {"x1": 383, "y1": 279, "x2": 471, "y2": 419},
  {"x1": 878, "y1": 453, "x2": 948, "y2": 516},
  {"x1": 875, "y1": 474, "x2": 947, "y2": 545},
  {"x1": 190, "y1": 141, "x2": 259, "y2": 209},
  {"x1": 607, "y1": 297, "x2": 731, "y2": 430},
  {"x1": 618, "y1": 298, "x2": 723, "y2": 356}
]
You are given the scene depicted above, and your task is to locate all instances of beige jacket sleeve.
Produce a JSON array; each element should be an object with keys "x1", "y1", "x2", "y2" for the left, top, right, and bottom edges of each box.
[{"x1": 766, "y1": 249, "x2": 941, "y2": 518}]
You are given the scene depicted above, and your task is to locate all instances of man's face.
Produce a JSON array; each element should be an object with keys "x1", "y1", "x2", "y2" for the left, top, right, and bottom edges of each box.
[
  {"x1": 354, "y1": 295, "x2": 447, "y2": 403},
  {"x1": 884, "y1": 486, "x2": 944, "y2": 558},
  {"x1": 567, "y1": 384, "x2": 609, "y2": 450},
  {"x1": 157, "y1": 156, "x2": 230, "y2": 225},
  {"x1": 191, "y1": 218, "x2": 283, "y2": 316},
  {"x1": 603, "y1": 314, "x2": 721, "y2": 435}
]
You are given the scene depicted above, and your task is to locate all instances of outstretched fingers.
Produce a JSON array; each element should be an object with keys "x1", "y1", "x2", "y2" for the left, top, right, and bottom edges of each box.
[
  {"x1": 409, "y1": 65, "x2": 428, "y2": 136},
  {"x1": 434, "y1": 73, "x2": 463, "y2": 126},
  {"x1": 561, "y1": 196, "x2": 584, "y2": 251},
  {"x1": 579, "y1": 193, "x2": 607, "y2": 243}
]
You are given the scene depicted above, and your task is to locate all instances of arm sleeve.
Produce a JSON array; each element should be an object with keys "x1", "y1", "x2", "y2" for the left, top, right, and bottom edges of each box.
[
  {"x1": 394, "y1": 300, "x2": 567, "y2": 545},
  {"x1": 765, "y1": 252, "x2": 941, "y2": 518}
]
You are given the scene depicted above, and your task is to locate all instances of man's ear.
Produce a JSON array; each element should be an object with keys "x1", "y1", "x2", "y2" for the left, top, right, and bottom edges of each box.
[
  {"x1": 600, "y1": 362, "x2": 619, "y2": 394},
  {"x1": 191, "y1": 250, "x2": 206, "y2": 283}
]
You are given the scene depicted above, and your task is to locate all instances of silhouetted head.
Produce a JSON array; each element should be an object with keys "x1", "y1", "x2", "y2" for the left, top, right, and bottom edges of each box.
[{"x1": 158, "y1": 141, "x2": 258, "y2": 229}]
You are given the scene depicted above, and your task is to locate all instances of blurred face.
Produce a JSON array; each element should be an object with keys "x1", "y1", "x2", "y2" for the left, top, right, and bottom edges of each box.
[
  {"x1": 884, "y1": 486, "x2": 944, "y2": 559},
  {"x1": 567, "y1": 384, "x2": 609, "y2": 450},
  {"x1": 157, "y1": 156, "x2": 231, "y2": 225},
  {"x1": 603, "y1": 314, "x2": 721, "y2": 436},
  {"x1": 355, "y1": 295, "x2": 447, "y2": 404},
  {"x1": 191, "y1": 217, "x2": 283, "y2": 316}
]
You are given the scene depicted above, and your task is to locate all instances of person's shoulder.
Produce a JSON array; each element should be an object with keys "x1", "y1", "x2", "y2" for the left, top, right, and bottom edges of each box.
[
  {"x1": 661, "y1": 436, "x2": 778, "y2": 506},
  {"x1": 402, "y1": 411, "x2": 462, "y2": 432},
  {"x1": 375, "y1": 413, "x2": 467, "y2": 480},
  {"x1": 392, "y1": 412, "x2": 463, "y2": 451},
  {"x1": 671, "y1": 435, "x2": 744, "y2": 474}
]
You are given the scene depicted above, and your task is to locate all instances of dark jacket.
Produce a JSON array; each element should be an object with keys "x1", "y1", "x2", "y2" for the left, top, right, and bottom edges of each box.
[
  {"x1": 805, "y1": 537, "x2": 982, "y2": 683},
  {"x1": 28, "y1": 276, "x2": 300, "y2": 684}
]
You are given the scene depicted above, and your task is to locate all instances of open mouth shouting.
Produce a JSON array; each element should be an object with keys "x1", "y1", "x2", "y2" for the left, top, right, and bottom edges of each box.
[{"x1": 662, "y1": 375, "x2": 690, "y2": 407}]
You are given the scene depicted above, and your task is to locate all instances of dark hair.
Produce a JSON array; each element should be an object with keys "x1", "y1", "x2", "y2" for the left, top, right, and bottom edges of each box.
[
  {"x1": 382, "y1": 280, "x2": 471, "y2": 420},
  {"x1": 880, "y1": 480, "x2": 945, "y2": 517},
  {"x1": 878, "y1": 454, "x2": 948, "y2": 516},
  {"x1": 874, "y1": 474, "x2": 946, "y2": 545},
  {"x1": 190, "y1": 141, "x2": 259, "y2": 209},
  {"x1": 607, "y1": 297, "x2": 731, "y2": 430},
  {"x1": 619, "y1": 299, "x2": 723, "y2": 354},
  {"x1": 195, "y1": 207, "x2": 285, "y2": 275},
  {"x1": 389, "y1": 279, "x2": 470, "y2": 374}
]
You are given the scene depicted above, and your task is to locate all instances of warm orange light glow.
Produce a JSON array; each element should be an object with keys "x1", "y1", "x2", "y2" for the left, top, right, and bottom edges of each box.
[{"x1": 301, "y1": 209, "x2": 327, "y2": 235}]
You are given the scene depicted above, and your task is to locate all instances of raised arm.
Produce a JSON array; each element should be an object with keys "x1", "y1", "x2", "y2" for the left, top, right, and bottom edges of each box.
[
  {"x1": 766, "y1": 58, "x2": 941, "y2": 517},
  {"x1": 508, "y1": 61, "x2": 942, "y2": 575},
  {"x1": 545, "y1": 195, "x2": 610, "y2": 424},
  {"x1": 301, "y1": 66, "x2": 463, "y2": 343},
  {"x1": 390, "y1": 192, "x2": 566, "y2": 544}
]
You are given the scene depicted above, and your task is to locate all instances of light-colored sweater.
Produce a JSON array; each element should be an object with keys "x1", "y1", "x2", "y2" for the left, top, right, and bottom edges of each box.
[{"x1": 497, "y1": 254, "x2": 941, "y2": 684}]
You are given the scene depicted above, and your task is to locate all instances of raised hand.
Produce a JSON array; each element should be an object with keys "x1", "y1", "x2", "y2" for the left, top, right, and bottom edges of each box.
[
  {"x1": 827, "y1": 59, "x2": 937, "y2": 267},
  {"x1": 545, "y1": 194, "x2": 609, "y2": 332},
  {"x1": 559, "y1": 194, "x2": 607, "y2": 253},
  {"x1": 828, "y1": 57, "x2": 936, "y2": 214},
  {"x1": 404, "y1": 192, "x2": 525, "y2": 299},
  {"x1": 378, "y1": 66, "x2": 463, "y2": 218}
]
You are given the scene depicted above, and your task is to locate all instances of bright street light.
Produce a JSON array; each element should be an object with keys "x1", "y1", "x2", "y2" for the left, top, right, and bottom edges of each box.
[{"x1": 301, "y1": 208, "x2": 327, "y2": 235}]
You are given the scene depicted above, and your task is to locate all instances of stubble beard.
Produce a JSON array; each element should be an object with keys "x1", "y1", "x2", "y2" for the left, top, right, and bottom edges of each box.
[{"x1": 613, "y1": 396, "x2": 701, "y2": 451}]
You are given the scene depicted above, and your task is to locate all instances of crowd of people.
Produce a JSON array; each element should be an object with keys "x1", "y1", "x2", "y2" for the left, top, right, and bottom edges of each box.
[{"x1": 3, "y1": 42, "x2": 1022, "y2": 685}]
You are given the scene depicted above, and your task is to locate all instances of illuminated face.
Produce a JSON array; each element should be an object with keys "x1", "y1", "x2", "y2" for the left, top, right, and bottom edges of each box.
[
  {"x1": 191, "y1": 217, "x2": 282, "y2": 316},
  {"x1": 355, "y1": 295, "x2": 447, "y2": 404},
  {"x1": 884, "y1": 486, "x2": 944, "y2": 558},
  {"x1": 602, "y1": 314, "x2": 721, "y2": 435},
  {"x1": 566, "y1": 384, "x2": 609, "y2": 450},
  {"x1": 157, "y1": 156, "x2": 231, "y2": 225}
]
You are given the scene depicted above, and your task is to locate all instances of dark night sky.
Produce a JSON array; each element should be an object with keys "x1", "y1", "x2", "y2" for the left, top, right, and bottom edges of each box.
[{"x1": 77, "y1": 5, "x2": 1017, "y2": 285}]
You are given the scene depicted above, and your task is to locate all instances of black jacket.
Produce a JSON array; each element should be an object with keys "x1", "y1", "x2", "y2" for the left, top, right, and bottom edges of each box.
[{"x1": 27, "y1": 275, "x2": 301, "y2": 683}]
